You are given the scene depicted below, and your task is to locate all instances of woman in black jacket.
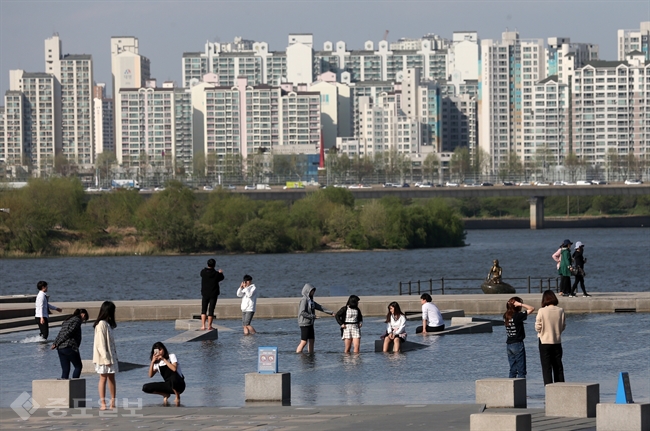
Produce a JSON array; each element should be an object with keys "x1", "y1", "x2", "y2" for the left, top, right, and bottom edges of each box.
[
  {"x1": 51, "y1": 308, "x2": 89, "y2": 379},
  {"x1": 571, "y1": 241, "x2": 591, "y2": 297}
]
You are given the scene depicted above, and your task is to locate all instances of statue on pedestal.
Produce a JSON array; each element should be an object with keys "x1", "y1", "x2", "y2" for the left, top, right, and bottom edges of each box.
[{"x1": 481, "y1": 259, "x2": 516, "y2": 294}]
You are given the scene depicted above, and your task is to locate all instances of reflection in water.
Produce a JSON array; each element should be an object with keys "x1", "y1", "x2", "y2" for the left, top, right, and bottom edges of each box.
[{"x1": 298, "y1": 354, "x2": 319, "y2": 404}]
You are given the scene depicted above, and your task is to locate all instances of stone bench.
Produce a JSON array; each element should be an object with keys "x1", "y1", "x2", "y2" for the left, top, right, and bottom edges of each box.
[
  {"x1": 373, "y1": 339, "x2": 428, "y2": 352},
  {"x1": 245, "y1": 373, "x2": 290, "y2": 402},
  {"x1": 476, "y1": 378, "x2": 526, "y2": 408},
  {"x1": 596, "y1": 403, "x2": 650, "y2": 431},
  {"x1": 32, "y1": 379, "x2": 86, "y2": 408},
  {"x1": 470, "y1": 412, "x2": 531, "y2": 431},
  {"x1": 546, "y1": 382, "x2": 599, "y2": 418}
]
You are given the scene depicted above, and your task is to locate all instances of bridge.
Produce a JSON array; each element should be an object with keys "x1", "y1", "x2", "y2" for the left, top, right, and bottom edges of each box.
[{"x1": 231, "y1": 184, "x2": 650, "y2": 229}]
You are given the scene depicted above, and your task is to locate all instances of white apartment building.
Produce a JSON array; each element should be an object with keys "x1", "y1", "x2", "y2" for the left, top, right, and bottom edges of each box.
[
  {"x1": 389, "y1": 34, "x2": 449, "y2": 51},
  {"x1": 572, "y1": 53, "x2": 650, "y2": 165},
  {"x1": 350, "y1": 80, "x2": 396, "y2": 138},
  {"x1": 44, "y1": 34, "x2": 95, "y2": 167},
  {"x1": 618, "y1": 22, "x2": 650, "y2": 61},
  {"x1": 111, "y1": 36, "x2": 151, "y2": 165},
  {"x1": 2, "y1": 91, "x2": 25, "y2": 167},
  {"x1": 183, "y1": 33, "x2": 478, "y2": 88},
  {"x1": 546, "y1": 37, "x2": 599, "y2": 83},
  {"x1": 9, "y1": 71, "x2": 61, "y2": 176},
  {"x1": 479, "y1": 31, "x2": 545, "y2": 173},
  {"x1": 118, "y1": 84, "x2": 192, "y2": 174},
  {"x1": 93, "y1": 83, "x2": 114, "y2": 156},
  {"x1": 309, "y1": 72, "x2": 353, "y2": 150},
  {"x1": 193, "y1": 77, "x2": 320, "y2": 175}
]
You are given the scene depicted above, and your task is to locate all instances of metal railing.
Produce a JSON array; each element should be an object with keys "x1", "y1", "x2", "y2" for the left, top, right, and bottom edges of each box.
[{"x1": 398, "y1": 276, "x2": 561, "y2": 295}]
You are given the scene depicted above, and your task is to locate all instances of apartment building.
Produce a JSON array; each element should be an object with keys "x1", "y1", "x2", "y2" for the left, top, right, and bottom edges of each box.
[
  {"x1": 572, "y1": 53, "x2": 650, "y2": 165},
  {"x1": 350, "y1": 80, "x2": 396, "y2": 139},
  {"x1": 618, "y1": 22, "x2": 650, "y2": 61},
  {"x1": 193, "y1": 77, "x2": 320, "y2": 175},
  {"x1": 44, "y1": 35, "x2": 94, "y2": 167},
  {"x1": 479, "y1": 31, "x2": 546, "y2": 173},
  {"x1": 309, "y1": 72, "x2": 353, "y2": 150},
  {"x1": 9, "y1": 71, "x2": 61, "y2": 176},
  {"x1": 118, "y1": 82, "x2": 192, "y2": 174},
  {"x1": 546, "y1": 37, "x2": 599, "y2": 83},
  {"x1": 2, "y1": 91, "x2": 25, "y2": 167},
  {"x1": 111, "y1": 36, "x2": 151, "y2": 165},
  {"x1": 93, "y1": 83, "x2": 114, "y2": 155}
]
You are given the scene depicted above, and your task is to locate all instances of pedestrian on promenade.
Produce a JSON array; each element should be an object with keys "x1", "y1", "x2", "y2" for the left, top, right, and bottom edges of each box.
[
  {"x1": 34, "y1": 280, "x2": 62, "y2": 340},
  {"x1": 335, "y1": 295, "x2": 363, "y2": 353},
  {"x1": 555, "y1": 239, "x2": 573, "y2": 296},
  {"x1": 535, "y1": 290, "x2": 566, "y2": 385},
  {"x1": 296, "y1": 283, "x2": 333, "y2": 353},
  {"x1": 382, "y1": 301, "x2": 407, "y2": 353},
  {"x1": 236, "y1": 274, "x2": 257, "y2": 335},
  {"x1": 200, "y1": 259, "x2": 224, "y2": 330},
  {"x1": 416, "y1": 293, "x2": 445, "y2": 334},
  {"x1": 503, "y1": 297, "x2": 535, "y2": 378},
  {"x1": 51, "y1": 308, "x2": 89, "y2": 379},
  {"x1": 142, "y1": 342, "x2": 185, "y2": 406},
  {"x1": 93, "y1": 301, "x2": 118, "y2": 410},
  {"x1": 571, "y1": 242, "x2": 591, "y2": 297}
]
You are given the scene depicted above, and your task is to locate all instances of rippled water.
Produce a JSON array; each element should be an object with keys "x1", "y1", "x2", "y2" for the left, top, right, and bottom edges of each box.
[
  {"x1": 0, "y1": 313, "x2": 648, "y2": 408},
  {"x1": 1, "y1": 228, "x2": 648, "y2": 301}
]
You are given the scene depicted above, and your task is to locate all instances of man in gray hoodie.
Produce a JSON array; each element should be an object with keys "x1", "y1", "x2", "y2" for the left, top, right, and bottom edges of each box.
[{"x1": 296, "y1": 283, "x2": 333, "y2": 353}]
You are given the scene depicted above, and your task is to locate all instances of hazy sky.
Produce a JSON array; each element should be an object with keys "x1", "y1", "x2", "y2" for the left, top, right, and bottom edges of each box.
[{"x1": 0, "y1": 1, "x2": 648, "y2": 96}]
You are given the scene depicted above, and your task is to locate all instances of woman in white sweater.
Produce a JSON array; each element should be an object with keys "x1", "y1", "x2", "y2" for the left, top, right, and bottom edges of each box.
[
  {"x1": 383, "y1": 302, "x2": 407, "y2": 353},
  {"x1": 93, "y1": 301, "x2": 118, "y2": 410},
  {"x1": 535, "y1": 290, "x2": 566, "y2": 385}
]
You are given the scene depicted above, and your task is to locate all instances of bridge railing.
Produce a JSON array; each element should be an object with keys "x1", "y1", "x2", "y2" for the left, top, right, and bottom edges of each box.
[{"x1": 397, "y1": 277, "x2": 561, "y2": 295}]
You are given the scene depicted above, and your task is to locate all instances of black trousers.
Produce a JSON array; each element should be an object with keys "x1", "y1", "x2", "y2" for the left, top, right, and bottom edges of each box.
[
  {"x1": 142, "y1": 376, "x2": 186, "y2": 396},
  {"x1": 35, "y1": 317, "x2": 49, "y2": 339},
  {"x1": 57, "y1": 347, "x2": 83, "y2": 379},
  {"x1": 560, "y1": 276, "x2": 572, "y2": 295},
  {"x1": 572, "y1": 273, "x2": 586, "y2": 295},
  {"x1": 539, "y1": 341, "x2": 565, "y2": 385},
  {"x1": 416, "y1": 324, "x2": 445, "y2": 333}
]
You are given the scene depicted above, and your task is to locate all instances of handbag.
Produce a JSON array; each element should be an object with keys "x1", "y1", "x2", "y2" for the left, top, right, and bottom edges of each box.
[{"x1": 569, "y1": 266, "x2": 579, "y2": 276}]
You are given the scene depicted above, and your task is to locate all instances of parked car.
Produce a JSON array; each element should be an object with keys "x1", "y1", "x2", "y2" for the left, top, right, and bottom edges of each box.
[
  {"x1": 502, "y1": 181, "x2": 514, "y2": 186},
  {"x1": 85, "y1": 187, "x2": 100, "y2": 192},
  {"x1": 244, "y1": 185, "x2": 256, "y2": 190},
  {"x1": 154, "y1": 186, "x2": 165, "y2": 192},
  {"x1": 203, "y1": 185, "x2": 214, "y2": 191},
  {"x1": 382, "y1": 183, "x2": 394, "y2": 188},
  {"x1": 417, "y1": 182, "x2": 433, "y2": 188},
  {"x1": 518, "y1": 182, "x2": 532, "y2": 186},
  {"x1": 139, "y1": 188, "x2": 153, "y2": 193},
  {"x1": 402, "y1": 183, "x2": 410, "y2": 188},
  {"x1": 535, "y1": 182, "x2": 550, "y2": 186},
  {"x1": 561, "y1": 181, "x2": 575, "y2": 185},
  {"x1": 576, "y1": 180, "x2": 592, "y2": 186},
  {"x1": 591, "y1": 180, "x2": 607, "y2": 185},
  {"x1": 625, "y1": 179, "x2": 643, "y2": 185},
  {"x1": 481, "y1": 182, "x2": 494, "y2": 187},
  {"x1": 552, "y1": 181, "x2": 564, "y2": 186},
  {"x1": 445, "y1": 181, "x2": 459, "y2": 187},
  {"x1": 225, "y1": 185, "x2": 236, "y2": 190}
]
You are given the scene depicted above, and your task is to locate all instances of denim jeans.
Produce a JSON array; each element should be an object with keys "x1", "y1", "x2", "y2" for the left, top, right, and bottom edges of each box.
[
  {"x1": 57, "y1": 347, "x2": 83, "y2": 379},
  {"x1": 507, "y1": 341, "x2": 527, "y2": 378}
]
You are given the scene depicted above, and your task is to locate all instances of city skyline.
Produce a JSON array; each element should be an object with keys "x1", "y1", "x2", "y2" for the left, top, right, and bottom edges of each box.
[{"x1": 1, "y1": 1, "x2": 646, "y2": 96}]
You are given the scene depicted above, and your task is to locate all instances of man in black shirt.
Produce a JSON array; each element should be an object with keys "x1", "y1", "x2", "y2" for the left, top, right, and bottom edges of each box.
[{"x1": 200, "y1": 259, "x2": 224, "y2": 330}]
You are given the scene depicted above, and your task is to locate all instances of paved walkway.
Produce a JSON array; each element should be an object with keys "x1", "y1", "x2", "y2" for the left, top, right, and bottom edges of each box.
[{"x1": 0, "y1": 404, "x2": 597, "y2": 431}]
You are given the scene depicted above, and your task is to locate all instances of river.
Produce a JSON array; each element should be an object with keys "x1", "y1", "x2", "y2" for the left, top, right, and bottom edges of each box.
[{"x1": 1, "y1": 228, "x2": 648, "y2": 301}]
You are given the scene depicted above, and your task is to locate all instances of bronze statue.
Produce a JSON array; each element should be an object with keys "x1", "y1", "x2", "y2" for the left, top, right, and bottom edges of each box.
[{"x1": 487, "y1": 259, "x2": 503, "y2": 284}]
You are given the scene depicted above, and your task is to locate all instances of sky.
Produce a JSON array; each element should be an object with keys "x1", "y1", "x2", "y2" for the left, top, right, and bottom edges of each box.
[{"x1": 0, "y1": 0, "x2": 648, "y2": 97}]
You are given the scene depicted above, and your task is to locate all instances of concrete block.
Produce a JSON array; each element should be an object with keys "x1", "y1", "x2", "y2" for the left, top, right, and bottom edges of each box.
[
  {"x1": 427, "y1": 321, "x2": 493, "y2": 335},
  {"x1": 597, "y1": 403, "x2": 650, "y2": 431},
  {"x1": 32, "y1": 379, "x2": 86, "y2": 408},
  {"x1": 374, "y1": 339, "x2": 428, "y2": 352},
  {"x1": 245, "y1": 372, "x2": 290, "y2": 402},
  {"x1": 470, "y1": 412, "x2": 531, "y2": 431},
  {"x1": 175, "y1": 319, "x2": 233, "y2": 332},
  {"x1": 164, "y1": 329, "x2": 219, "y2": 343},
  {"x1": 476, "y1": 378, "x2": 526, "y2": 408},
  {"x1": 546, "y1": 382, "x2": 599, "y2": 418},
  {"x1": 80, "y1": 360, "x2": 146, "y2": 374}
]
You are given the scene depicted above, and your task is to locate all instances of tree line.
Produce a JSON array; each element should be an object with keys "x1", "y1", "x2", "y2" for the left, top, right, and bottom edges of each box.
[{"x1": 0, "y1": 178, "x2": 466, "y2": 255}]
